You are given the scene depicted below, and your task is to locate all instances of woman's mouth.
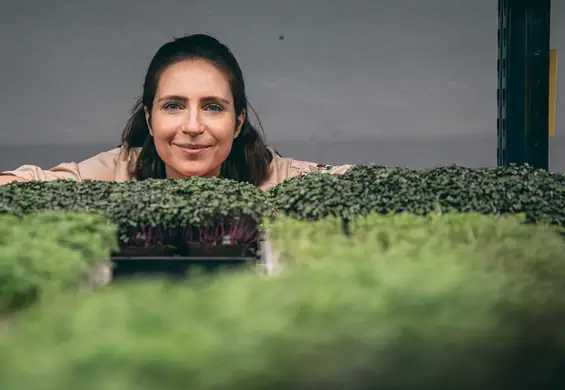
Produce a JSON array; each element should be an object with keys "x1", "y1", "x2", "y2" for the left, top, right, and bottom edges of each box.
[{"x1": 174, "y1": 143, "x2": 212, "y2": 155}]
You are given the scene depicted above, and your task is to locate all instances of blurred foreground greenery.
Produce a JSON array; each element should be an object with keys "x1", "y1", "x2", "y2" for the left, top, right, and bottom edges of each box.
[{"x1": 0, "y1": 211, "x2": 564, "y2": 389}]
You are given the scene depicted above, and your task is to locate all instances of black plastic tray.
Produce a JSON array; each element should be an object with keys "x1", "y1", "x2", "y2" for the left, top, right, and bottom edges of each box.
[{"x1": 110, "y1": 256, "x2": 255, "y2": 280}]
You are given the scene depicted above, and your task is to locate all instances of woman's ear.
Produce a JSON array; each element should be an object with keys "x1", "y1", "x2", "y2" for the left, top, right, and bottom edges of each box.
[
  {"x1": 144, "y1": 106, "x2": 153, "y2": 137},
  {"x1": 234, "y1": 109, "x2": 246, "y2": 139}
]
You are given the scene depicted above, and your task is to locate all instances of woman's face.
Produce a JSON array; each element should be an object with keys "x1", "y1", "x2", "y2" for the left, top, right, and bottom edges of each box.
[{"x1": 145, "y1": 59, "x2": 244, "y2": 179}]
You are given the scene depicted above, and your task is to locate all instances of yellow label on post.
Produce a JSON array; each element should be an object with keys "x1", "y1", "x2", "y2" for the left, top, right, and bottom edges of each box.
[{"x1": 549, "y1": 49, "x2": 558, "y2": 136}]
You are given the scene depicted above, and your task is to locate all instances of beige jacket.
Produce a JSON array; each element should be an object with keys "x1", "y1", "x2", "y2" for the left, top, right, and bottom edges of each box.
[{"x1": 1, "y1": 147, "x2": 352, "y2": 191}]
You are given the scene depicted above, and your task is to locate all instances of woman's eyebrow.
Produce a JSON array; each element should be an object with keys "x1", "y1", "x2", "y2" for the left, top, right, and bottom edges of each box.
[
  {"x1": 157, "y1": 94, "x2": 187, "y2": 103},
  {"x1": 157, "y1": 95, "x2": 231, "y2": 105},
  {"x1": 201, "y1": 96, "x2": 231, "y2": 105}
]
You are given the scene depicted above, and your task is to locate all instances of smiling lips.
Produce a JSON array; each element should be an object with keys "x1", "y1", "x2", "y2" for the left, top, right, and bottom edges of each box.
[{"x1": 174, "y1": 143, "x2": 211, "y2": 155}]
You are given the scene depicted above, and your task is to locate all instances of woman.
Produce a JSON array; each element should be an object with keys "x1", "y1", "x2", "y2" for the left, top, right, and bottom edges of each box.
[{"x1": 0, "y1": 34, "x2": 350, "y2": 191}]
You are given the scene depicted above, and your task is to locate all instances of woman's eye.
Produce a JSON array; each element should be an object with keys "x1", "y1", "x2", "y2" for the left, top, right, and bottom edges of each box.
[
  {"x1": 205, "y1": 104, "x2": 223, "y2": 112},
  {"x1": 164, "y1": 102, "x2": 181, "y2": 110}
]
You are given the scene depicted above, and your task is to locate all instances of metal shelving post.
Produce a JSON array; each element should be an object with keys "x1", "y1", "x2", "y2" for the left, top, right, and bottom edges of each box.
[{"x1": 497, "y1": 0, "x2": 551, "y2": 169}]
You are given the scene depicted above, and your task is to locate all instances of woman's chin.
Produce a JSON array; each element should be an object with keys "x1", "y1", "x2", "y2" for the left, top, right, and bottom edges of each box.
[
  {"x1": 165, "y1": 162, "x2": 221, "y2": 179},
  {"x1": 178, "y1": 167, "x2": 218, "y2": 178}
]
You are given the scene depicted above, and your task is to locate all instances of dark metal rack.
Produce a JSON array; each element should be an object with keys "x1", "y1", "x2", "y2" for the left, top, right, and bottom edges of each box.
[{"x1": 497, "y1": 0, "x2": 551, "y2": 169}]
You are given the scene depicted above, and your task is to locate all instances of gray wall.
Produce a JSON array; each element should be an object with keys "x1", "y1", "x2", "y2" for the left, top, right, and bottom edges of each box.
[{"x1": 0, "y1": 0, "x2": 515, "y2": 171}]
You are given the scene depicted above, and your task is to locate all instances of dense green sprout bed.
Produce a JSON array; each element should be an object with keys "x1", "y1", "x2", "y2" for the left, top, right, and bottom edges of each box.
[
  {"x1": 0, "y1": 177, "x2": 271, "y2": 250},
  {"x1": 0, "y1": 212, "x2": 117, "y2": 313},
  {"x1": 3, "y1": 164, "x2": 565, "y2": 249},
  {"x1": 269, "y1": 164, "x2": 565, "y2": 229},
  {"x1": 0, "y1": 211, "x2": 564, "y2": 389}
]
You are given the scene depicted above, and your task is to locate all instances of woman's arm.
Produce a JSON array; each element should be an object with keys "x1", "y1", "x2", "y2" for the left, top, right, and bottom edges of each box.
[
  {"x1": 259, "y1": 154, "x2": 354, "y2": 191},
  {"x1": 0, "y1": 147, "x2": 135, "y2": 184},
  {"x1": 0, "y1": 175, "x2": 29, "y2": 185}
]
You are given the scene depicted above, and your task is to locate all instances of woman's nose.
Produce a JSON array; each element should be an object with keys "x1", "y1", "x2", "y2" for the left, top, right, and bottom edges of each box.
[{"x1": 182, "y1": 109, "x2": 205, "y2": 134}]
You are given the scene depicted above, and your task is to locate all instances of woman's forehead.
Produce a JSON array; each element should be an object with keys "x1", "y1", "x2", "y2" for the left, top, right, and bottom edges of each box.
[{"x1": 157, "y1": 59, "x2": 232, "y2": 100}]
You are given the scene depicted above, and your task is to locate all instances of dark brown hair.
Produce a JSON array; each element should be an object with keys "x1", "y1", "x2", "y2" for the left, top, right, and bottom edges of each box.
[{"x1": 120, "y1": 34, "x2": 273, "y2": 185}]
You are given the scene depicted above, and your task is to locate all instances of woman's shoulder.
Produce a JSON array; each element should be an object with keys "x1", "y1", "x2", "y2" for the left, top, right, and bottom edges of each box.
[
  {"x1": 74, "y1": 146, "x2": 139, "y2": 181},
  {"x1": 258, "y1": 150, "x2": 353, "y2": 191}
]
